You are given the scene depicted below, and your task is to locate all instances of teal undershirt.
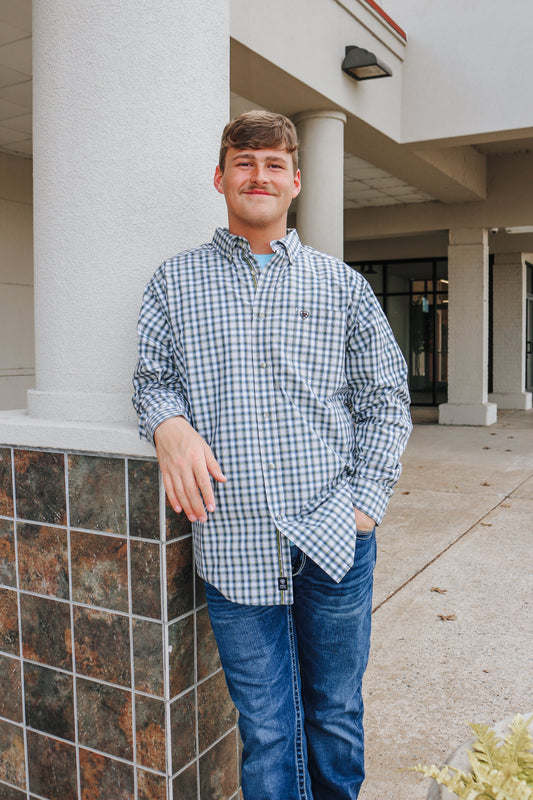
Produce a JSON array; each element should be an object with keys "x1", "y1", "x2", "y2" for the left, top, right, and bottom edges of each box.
[{"x1": 253, "y1": 253, "x2": 275, "y2": 269}]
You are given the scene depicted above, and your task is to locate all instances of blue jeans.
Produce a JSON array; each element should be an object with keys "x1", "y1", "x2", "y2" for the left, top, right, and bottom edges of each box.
[{"x1": 204, "y1": 529, "x2": 376, "y2": 800}]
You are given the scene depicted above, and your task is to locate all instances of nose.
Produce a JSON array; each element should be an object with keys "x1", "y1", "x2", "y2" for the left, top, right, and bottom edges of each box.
[{"x1": 250, "y1": 164, "x2": 268, "y2": 185}]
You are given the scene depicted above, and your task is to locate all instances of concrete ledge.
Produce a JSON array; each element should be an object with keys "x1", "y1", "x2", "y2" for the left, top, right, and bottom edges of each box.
[
  {"x1": 427, "y1": 713, "x2": 533, "y2": 799},
  {"x1": 438, "y1": 402, "x2": 497, "y2": 426},
  {"x1": 0, "y1": 409, "x2": 155, "y2": 457},
  {"x1": 489, "y1": 391, "x2": 532, "y2": 410}
]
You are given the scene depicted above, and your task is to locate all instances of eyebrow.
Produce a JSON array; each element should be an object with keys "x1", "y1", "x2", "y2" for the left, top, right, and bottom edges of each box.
[{"x1": 231, "y1": 151, "x2": 288, "y2": 164}]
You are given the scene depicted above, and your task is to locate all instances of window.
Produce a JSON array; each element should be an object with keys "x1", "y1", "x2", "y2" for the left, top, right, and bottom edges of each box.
[{"x1": 350, "y1": 259, "x2": 448, "y2": 405}]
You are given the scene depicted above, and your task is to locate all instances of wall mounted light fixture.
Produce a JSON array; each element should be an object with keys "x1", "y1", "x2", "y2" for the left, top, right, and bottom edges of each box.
[{"x1": 342, "y1": 46, "x2": 392, "y2": 81}]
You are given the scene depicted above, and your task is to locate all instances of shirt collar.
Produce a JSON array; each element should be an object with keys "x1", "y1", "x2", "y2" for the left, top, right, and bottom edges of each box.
[{"x1": 212, "y1": 227, "x2": 302, "y2": 265}]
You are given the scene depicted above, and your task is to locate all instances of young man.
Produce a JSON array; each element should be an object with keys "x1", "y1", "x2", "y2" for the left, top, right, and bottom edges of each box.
[{"x1": 133, "y1": 110, "x2": 412, "y2": 799}]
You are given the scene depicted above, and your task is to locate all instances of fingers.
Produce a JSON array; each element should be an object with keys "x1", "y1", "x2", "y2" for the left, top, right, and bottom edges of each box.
[{"x1": 155, "y1": 418, "x2": 226, "y2": 523}]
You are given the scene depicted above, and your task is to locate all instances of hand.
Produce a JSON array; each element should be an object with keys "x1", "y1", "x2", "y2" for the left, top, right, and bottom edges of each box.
[
  {"x1": 154, "y1": 416, "x2": 227, "y2": 522},
  {"x1": 354, "y1": 507, "x2": 376, "y2": 532}
]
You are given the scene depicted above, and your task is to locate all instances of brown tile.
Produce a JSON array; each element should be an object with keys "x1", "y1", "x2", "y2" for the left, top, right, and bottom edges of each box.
[
  {"x1": 132, "y1": 619, "x2": 164, "y2": 697},
  {"x1": 24, "y1": 662, "x2": 75, "y2": 741},
  {"x1": 168, "y1": 615, "x2": 194, "y2": 698},
  {"x1": 0, "y1": 782, "x2": 26, "y2": 799},
  {"x1": 135, "y1": 695, "x2": 166, "y2": 772},
  {"x1": 196, "y1": 605, "x2": 220, "y2": 681},
  {"x1": 199, "y1": 730, "x2": 239, "y2": 800},
  {"x1": 172, "y1": 763, "x2": 197, "y2": 800},
  {"x1": 74, "y1": 606, "x2": 131, "y2": 687},
  {"x1": 0, "y1": 720, "x2": 25, "y2": 789},
  {"x1": 171, "y1": 689, "x2": 196, "y2": 774},
  {"x1": 71, "y1": 530, "x2": 129, "y2": 612},
  {"x1": 14, "y1": 449, "x2": 66, "y2": 526},
  {"x1": 68, "y1": 454, "x2": 126, "y2": 535},
  {"x1": 128, "y1": 459, "x2": 160, "y2": 539},
  {"x1": 198, "y1": 669, "x2": 236, "y2": 753},
  {"x1": 0, "y1": 448, "x2": 13, "y2": 517},
  {"x1": 130, "y1": 540, "x2": 161, "y2": 619},
  {"x1": 0, "y1": 655, "x2": 22, "y2": 722},
  {"x1": 167, "y1": 537, "x2": 194, "y2": 620},
  {"x1": 0, "y1": 588, "x2": 19, "y2": 656},
  {"x1": 0, "y1": 519, "x2": 15, "y2": 587},
  {"x1": 195, "y1": 572, "x2": 206, "y2": 607},
  {"x1": 79, "y1": 749, "x2": 134, "y2": 800},
  {"x1": 137, "y1": 770, "x2": 168, "y2": 800},
  {"x1": 165, "y1": 499, "x2": 191, "y2": 540},
  {"x1": 27, "y1": 730, "x2": 77, "y2": 799},
  {"x1": 20, "y1": 594, "x2": 72, "y2": 670},
  {"x1": 77, "y1": 677, "x2": 133, "y2": 761},
  {"x1": 17, "y1": 522, "x2": 69, "y2": 598}
]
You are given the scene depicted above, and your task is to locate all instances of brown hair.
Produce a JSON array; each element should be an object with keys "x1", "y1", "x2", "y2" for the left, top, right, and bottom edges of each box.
[{"x1": 219, "y1": 110, "x2": 299, "y2": 173}]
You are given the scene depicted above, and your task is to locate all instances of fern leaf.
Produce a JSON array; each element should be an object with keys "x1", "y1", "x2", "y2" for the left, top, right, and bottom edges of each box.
[
  {"x1": 473, "y1": 762, "x2": 532, "y2": 800},
  {"x1": 503, "y1": 715, "x2": 533, "y2": 783},
  {"x1": 469, "y1": 722, "x2": 505, "y2": 772}
]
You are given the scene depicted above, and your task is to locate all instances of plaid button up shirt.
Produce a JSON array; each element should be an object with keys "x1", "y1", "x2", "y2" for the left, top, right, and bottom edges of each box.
[{"x1": 132, "y1": 227, "x2": 412, "y2": 605}]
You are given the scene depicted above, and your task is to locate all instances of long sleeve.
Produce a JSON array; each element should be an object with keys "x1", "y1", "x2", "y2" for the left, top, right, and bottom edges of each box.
[
  {"x1": 345, "y1": 279, "x2": 412, "y2": 524},
  {"x1": 132, "y1": 271, "x2": 191, "y2": 444}
]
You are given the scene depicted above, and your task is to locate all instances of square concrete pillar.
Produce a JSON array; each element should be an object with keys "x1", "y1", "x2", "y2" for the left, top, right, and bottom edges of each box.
[
  {"x1": 0, "y1": 446, "x2": 240, "y2": 799},
  {"x1": 489, "y1": 253, "x2": 532, "y2": 410},
  {"x1": 439, "y1": 228, "x2": 497, "y2": 425}
]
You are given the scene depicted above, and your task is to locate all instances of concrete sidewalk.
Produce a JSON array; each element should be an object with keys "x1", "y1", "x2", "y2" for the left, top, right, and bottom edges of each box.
[{"x1": 359, "y1": 408, "x2": 533, "y2": 800}]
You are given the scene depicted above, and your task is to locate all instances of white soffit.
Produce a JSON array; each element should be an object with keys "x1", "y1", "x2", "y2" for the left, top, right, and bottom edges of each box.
[
  {"x1": 0, "y1": 1, "x2": 32, "y2": 158},
  {"x1": 344, "y1": 153, "x2": 434, "y2": 208}
]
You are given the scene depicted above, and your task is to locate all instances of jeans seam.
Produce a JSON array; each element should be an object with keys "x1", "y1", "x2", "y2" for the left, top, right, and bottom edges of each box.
[
  {"x1": 292, "y1": 552, "x2": 307, "y2": 576},
  {"x1": 288, "y1": 607, "x2": 311, "y2": 799}
]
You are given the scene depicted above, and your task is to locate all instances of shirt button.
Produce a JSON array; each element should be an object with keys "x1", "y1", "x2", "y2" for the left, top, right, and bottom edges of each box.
[
  {"x1": 259, "y1": 361, "x2": 267, "y2": 369},
  {"x1": 263, "y1": 412, "x2": 271, "y2": 420},
  {"x1": 276, "y1": 515, "x2": 282, "y2": 522},
  {"x1": 257, "y1": 312, "x2": 266, "y2": 320},
  {"x1": 268, "y1": 462, "x2": 276, "y2": 470}
]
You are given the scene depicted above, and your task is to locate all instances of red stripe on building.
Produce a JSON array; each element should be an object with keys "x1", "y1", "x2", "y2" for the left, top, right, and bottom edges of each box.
[{"x1": 363, "y1": 0, "x2": 407, "y2": 40}]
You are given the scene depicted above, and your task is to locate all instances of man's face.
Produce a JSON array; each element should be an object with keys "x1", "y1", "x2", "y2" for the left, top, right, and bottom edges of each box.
[{"x1": 214, "y1": 147, "x2": 301, "y2": 234}]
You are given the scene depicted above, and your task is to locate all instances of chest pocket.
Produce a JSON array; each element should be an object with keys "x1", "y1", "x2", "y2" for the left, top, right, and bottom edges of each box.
[{"x1": 270, "y1": 303, "x2": 347, "y2": 399}]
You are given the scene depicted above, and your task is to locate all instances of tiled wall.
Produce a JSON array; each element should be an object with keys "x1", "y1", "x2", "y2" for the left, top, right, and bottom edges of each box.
[{"x1": 0, "y1": 446, "x2": 241, "y2": 800}]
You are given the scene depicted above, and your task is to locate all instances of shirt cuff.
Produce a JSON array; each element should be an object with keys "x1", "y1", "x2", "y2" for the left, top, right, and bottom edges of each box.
[
  {"x1": 143, "y1": 404, "x2": 192, "y2": 445},
  {"x1": 350, "y1": 475, "x2": 392, "y2": 526}
]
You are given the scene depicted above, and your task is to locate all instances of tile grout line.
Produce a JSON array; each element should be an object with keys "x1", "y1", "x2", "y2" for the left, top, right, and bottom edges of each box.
[
  {"x1": 65, "y1": 450, "x2": 82, "y2": 800},
  {"x1": 372, "y1": 470, "x2": 533, "y2": 614},
  {"x1": 125, "y1": 457, "x2": 138, "y2": 800},
  {"x1": 159, "y1": 470, "x2": 174, "y2": 800},
  {"x1": 11, "y1": 447, "x2": 30, "y2": 800}
]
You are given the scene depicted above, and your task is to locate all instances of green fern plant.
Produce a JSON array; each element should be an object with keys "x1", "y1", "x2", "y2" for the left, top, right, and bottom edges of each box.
[{"x1": 411, "y1": 714, "x2": 533, "y2": 800}]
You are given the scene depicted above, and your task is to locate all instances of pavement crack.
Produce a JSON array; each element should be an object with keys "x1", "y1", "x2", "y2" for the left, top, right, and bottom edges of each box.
[{"x1": 372, "y1": 470, "x2": 533, "y2": 614}]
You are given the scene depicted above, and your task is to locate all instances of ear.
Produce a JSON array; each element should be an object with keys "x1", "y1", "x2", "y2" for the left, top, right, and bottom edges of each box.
[
  {"x1": 292, "y1": 169, "x2": 301, "y2": 199},
  {"x1": 214, "y1": 165, "x2": 225, "y2": 195}
]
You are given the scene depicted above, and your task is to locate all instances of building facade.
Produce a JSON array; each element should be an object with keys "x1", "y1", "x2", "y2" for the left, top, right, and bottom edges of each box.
[{"x1": 1, "y1": 1, "x2": 533, "y2": 798}]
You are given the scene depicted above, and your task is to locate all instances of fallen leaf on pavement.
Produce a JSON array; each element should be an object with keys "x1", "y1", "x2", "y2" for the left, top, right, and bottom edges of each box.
[
  {"x1": 438, "y1": 614, "x2": 457, "y2": 621},
  {"x1": 431, "y1": 587, "x2": 447, "y2": 593}
]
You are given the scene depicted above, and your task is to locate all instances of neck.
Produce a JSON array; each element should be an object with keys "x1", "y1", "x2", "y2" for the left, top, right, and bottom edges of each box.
[{"x1": 227, "y1": 220, "x2": 287, "y2": 254}]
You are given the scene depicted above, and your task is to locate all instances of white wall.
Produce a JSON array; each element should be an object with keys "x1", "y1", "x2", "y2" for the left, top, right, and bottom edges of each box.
[
  {"x1": 396, "y1": 0, "x2": 533, "y2": 144},
  {"x1": 0, "y1": 152, "x2": 34, "y2": 409},
  {"x1": 231, "y1": 0, "x2": 406, "y2": 141}
]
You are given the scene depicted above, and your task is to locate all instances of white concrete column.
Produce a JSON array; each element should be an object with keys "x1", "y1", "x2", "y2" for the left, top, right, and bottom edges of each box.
[
  {"x1": 28, "y1": 0, "x2": 229, "y2": 425},
  {"x1": 439, "y1": 228, "x2": 497, "y2": 425},
  {"x1": 293, "y1": 110, "x2": 346, "y2": 260},
  {"x1": 489, "y1": 253, "x2": 532, "y2": 410}
]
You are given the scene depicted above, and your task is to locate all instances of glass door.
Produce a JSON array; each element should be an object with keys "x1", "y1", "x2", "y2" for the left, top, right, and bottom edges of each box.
[{"x1": 527, "y1": 297, "x2": 533, "y2": 393}]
